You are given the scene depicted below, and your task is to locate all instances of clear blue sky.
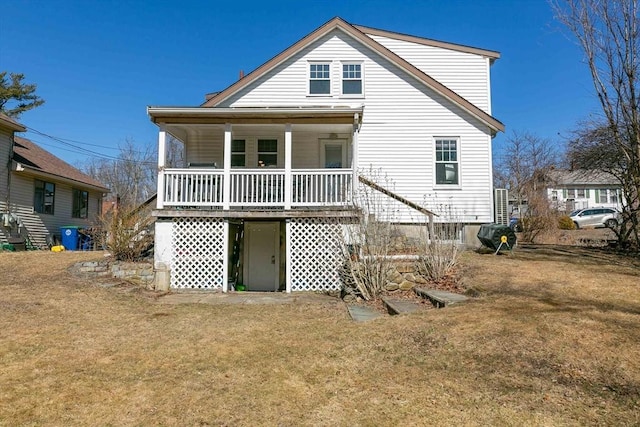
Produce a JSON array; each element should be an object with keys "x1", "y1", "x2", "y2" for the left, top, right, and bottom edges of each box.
[{"x1": 1, "y1": 0, "x2": 599, "y2": 167}]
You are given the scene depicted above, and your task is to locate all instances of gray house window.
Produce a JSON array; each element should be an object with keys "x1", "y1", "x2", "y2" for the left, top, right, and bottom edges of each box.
[
  {"x1": 231, "y1": 139, "x2": 246, "y2": 167},
  {"x1": 258, "y1": 139, "x2": 278, "y2": 167},
  {"x1": 342, "y1": 63, "x2": 362, "y2": 95},
  {"x1": 72, "y1": 189, "x2": 89, "y2": 218},
  {"x1": 309, "y1": 63, "x2": 330, "y2": 95},
  {"x1": 435, "y1": 138, "x2": 459, "y2": 185},
  {"x1": 34, "y1": 179, "x2": 55, "y2": 214}
]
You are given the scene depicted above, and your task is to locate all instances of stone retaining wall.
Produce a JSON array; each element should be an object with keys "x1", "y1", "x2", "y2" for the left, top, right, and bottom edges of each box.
[
  {"x1": 384, "y1": 261, "x2": 429, "y2": 291},
  {"x1": 71, "y1": 260, "x2": 154, "y2": 285}
]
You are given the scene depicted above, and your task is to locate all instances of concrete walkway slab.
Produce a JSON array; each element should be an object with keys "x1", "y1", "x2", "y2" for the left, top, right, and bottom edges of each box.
[
  {"x1": 347, "y1": 305, "x2": 383, "y2": 322},
  {"x1": 157, "y1": 291, "x2": 340, "y2": 306},
  {"x1": 381, "y1": 297, "x2": 424, "y2": 315},
  {"x1": 415, "y1": 288, "x2": 469, "y2": 308}
]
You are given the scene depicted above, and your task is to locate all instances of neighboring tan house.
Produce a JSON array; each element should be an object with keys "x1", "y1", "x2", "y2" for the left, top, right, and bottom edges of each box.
[
  {"x1": 0, "y1": 114, "x2": 109, "y2": 249},
  {"x1": 149, "y1": 17, "x2": 504, "y2": 292},
  {"x1": 546, "y1": 169, "x2": 622, "y2": 213}
]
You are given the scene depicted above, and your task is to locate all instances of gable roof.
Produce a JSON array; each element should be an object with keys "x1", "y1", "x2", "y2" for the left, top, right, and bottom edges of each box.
[
  {"x1": 0, "y1": 113, "x2": 26, "y2": 132},
  {"x1": 202, "y1": 17, "x2": 504, "y2": 133},
  {"x1": 547, "y1": 169, "x2": 619, "y2": 186},
  {"x1": 353, "y1": 24, "x2": 501, "y2": 61},
  {"x1": 12, "y1": 136, "x2": 109, "y2": 192}
]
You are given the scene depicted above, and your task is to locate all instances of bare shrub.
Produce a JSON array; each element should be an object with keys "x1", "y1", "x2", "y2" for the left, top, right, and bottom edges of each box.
[
  {"x1": 519, "y1": 191, "x2": 559, "y2": 243},
  {"x1": 415, "y1": 199, "x2": 461, "y2": 282},
  {"x1": 101, "y1": 206, "x2": 154, "y2": 261},
  {"x1": 340, "y1": 169, "x2": 398, "y2": 301}
]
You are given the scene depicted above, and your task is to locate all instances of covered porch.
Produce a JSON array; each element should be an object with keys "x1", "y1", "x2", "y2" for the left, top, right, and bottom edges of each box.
[{"x1": 150, "y1": 106, "x2": 363, "y2": 210}]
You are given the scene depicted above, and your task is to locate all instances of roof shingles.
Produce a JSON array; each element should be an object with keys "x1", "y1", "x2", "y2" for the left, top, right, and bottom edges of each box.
[{"x1": 12, "y1": 136, "x2": 109, "y2": 191}]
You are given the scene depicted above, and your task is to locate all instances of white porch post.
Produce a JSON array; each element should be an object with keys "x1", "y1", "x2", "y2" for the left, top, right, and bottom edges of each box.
[
  {"x1": 351, "y1": 114, "x2": 360, "y2": 202},
  {"x1": 223, "y1": 124, "x2": 232, "y2": 210},
  {"x1": 284, "y1": 123, "x2": 292, "y2": 209},
  {"x1": 222, "y1": 219, "x2": 229, "y2": 292},
  {"x1": 156, "y1": 128, "x2": 167, "y2": 209},
  {"x1": 285, "y1": 219, "x2": 292, "y2": 292}
]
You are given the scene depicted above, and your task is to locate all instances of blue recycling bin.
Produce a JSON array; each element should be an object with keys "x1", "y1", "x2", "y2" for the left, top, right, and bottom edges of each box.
[{"x1": 61, "y1": 226, "x2": 80, "y2": 250}]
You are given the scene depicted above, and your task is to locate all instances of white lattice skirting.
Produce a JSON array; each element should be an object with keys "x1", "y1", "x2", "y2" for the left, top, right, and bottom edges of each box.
[
  {"x1": 171, "y1": 217, "x2": 225, "y2": 289},
  {"x1": 289, "y1": 218, "x2": 344, "y2": 291}
]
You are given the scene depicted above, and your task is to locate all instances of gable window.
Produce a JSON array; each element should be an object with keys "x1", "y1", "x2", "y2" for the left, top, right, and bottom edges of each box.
[
  {"x1": 258, "y1": 139, "x2": 278, "y2": 167},
  {"x1": 231, "y1": 139, "x2": 246, "y2": 167},
  {"x1": 72, "y1": 189, "x2": 89, "y2": 218},
  {"x1": 34, "y1": 179, "x2": 55, "y2": 214},
  {"x1": 435, "y1": 138, "x2": 459, "y2": 185},
  {"x1": 309, "y1": 63, "x2": 330, "y2": 95},
  {"x1": 342, "y1": 63, "x2": 362, "y2": 95}
]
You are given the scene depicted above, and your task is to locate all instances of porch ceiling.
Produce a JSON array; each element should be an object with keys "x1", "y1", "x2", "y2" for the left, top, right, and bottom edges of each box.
[{"x1": 164, "y1": 122, "x2": 356, "y2": 142}]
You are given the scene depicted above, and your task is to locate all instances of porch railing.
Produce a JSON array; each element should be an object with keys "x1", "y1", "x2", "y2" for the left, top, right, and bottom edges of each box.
[
  {"x1": 164, "y1": 169, "x2": 224, "y2": 207},
  {"x1": 161, "y1": 168, "x2": 352, "y2": 208}
]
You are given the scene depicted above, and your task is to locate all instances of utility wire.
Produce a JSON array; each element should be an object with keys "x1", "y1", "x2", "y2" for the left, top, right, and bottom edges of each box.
[{"x1": 22, "y1": 126, "x2": 158, "y2": 165}]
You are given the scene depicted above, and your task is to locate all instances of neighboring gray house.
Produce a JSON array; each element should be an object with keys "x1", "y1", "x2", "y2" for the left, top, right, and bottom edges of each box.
[
  {"x1": 0, "y1": 113, "x2": 109, "y2": 248},
  {"x1": 546, "y1": 169, "x2": 622, "y2": 213},
  {"x1": 149, "y1": 17, "x2": 504, "y2": 292}
]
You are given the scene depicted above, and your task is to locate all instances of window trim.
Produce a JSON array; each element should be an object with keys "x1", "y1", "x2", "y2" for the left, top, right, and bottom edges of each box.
[
  {"x1": 34, "y1": 179, "x2": 55, "y2": 215},
  {"x1": 433, "y1": 137, "x2": 461, "y2": 187},
  {"x1": 72, "y1": 188, "x2": 89, "y2": 219},
  {"x1": 308, "y1": 62, "x2": 331, "y2": 96},
  {"x1": 340, "y1": 62, "x2": 364, "y2": 97}
]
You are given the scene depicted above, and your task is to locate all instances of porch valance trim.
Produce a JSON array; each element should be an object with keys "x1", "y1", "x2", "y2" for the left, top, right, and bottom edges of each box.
[{"x1": 148, "y1": 106, "x2": 364, "y2": 125}]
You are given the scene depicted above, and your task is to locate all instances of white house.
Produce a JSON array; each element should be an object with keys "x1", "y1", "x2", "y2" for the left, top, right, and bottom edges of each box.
[
  {"x1": 546, "y1": 169, "x2": 622, "y2": 213},
  {"x1": 149, "y1": 17, "x2": 504, "y2": 292},
  {"x1": 0, "y1": 113, "x2": 108, "y2": 249}
]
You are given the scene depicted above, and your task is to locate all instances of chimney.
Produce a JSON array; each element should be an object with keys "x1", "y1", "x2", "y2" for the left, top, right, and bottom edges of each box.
[{"x1": 239, "y1": 70, "x2": 245, "y2": 79}]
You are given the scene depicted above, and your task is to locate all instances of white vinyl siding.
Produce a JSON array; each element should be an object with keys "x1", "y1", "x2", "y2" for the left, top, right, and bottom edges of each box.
[
  {"x1": 212, "y1": 28, "x2": 494, "y2": 223},
  {"x1": 366, "y1": 34, "x2": 491, "y2": 113},
  {"x1": 549, "y1": 186, "x2": 622, "y2": 212}
]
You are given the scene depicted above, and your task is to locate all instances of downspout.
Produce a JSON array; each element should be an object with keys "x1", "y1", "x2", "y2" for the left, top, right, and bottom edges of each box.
[{"x1": 5, "y1": 133, "x2": 15, "y2": 214}]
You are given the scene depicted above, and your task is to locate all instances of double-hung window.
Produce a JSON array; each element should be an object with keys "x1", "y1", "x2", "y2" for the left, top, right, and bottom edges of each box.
[
  {"x1": 435, "y1": 138, "x2": 459, "y2": 185},
  {"x1": 342, "y1": 63, "x2": 362, "y2": 95},
  {"x1": 309, "y1": 63, "x2": 330, "y2": 95},
  {"x1": 231, "y1": 139, "x2": 246, "y2": 167},
  {"x1": 610, "y1": 188, "x2": 619, "y2": 203},
  {"x1": 258, "y1": 139, "x2": 278, "y2": 167},
  {"x1": 72, "y1": 189, "x2": 89, "y2": 218},
  {"x1": 34, "y1": 179, "x2": 55, "y2": 214}
]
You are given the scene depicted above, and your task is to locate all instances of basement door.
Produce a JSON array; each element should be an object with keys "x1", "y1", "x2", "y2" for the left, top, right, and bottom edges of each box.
[{"x1": 244, "y1": 222, "x2": 279, "y2": 291}]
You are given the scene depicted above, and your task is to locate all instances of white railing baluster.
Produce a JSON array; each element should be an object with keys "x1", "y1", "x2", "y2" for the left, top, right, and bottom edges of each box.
[{"x1": 162, "y1": 168, "x2": 351, "y2": 208}]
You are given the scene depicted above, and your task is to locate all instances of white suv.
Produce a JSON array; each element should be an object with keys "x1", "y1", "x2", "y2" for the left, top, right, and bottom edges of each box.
[{"x1": 569, "y1": 208, "x2": 620, "y2": 229}]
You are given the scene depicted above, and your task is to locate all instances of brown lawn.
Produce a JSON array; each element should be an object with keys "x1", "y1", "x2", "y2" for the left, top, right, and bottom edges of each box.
[{"x1": 0, "y1": 248, "x2": 639, "y2": 426}]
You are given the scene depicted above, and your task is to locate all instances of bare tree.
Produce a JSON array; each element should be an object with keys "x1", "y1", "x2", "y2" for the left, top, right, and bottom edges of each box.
[
  {"x1": 81, "y1": 139, "x2": 156, "y2": 209},
  {"x1": 554, "y1": 0, "x2": 640, "y2": 248},
  {"x1": 569, "y1": 122, "x2": 640, "y2": 246},
  {"x1": 495, "y1": 131, "x2": 560, "y2": 241}
]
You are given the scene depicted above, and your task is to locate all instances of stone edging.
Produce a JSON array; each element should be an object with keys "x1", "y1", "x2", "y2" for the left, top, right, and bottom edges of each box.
[{"x1": 69, "y1": 260, "x2": 154, "y2": 286}]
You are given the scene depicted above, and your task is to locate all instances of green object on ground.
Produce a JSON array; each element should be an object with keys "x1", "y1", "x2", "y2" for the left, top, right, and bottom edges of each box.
[{"x1": 235, "y1": 284, "x2": 246, "y2": 291}]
